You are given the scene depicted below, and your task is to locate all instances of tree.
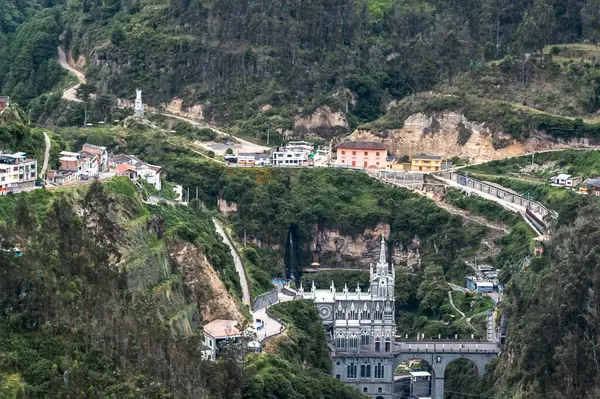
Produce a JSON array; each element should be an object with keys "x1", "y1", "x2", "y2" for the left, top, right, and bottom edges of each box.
[
  {"x1": 110, "y1": 24, "x2": 126, "y2": 45},
  {"x1": 417, "y1": 263, "x2": 449, "y2": 317},
  {"x1": 514, "y1": 0, "x2": 557, "y2": 54},
  {"x1": 76, "y1": 83, "x2": 97, "y2": 102}
]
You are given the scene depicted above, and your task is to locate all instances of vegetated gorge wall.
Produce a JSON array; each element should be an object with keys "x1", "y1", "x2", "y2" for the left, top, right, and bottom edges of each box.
[
  {"x1": 352, "y1": 112, "x2": 598, "y2": 163},
  {"x1": 218, "y1": 202, "x2": 420, "y2": 271}
]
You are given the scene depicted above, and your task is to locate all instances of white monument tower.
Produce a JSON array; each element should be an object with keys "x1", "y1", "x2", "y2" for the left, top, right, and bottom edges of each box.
[{"x1": 134, "y1": 89, "x2": 144, "y2": 118}]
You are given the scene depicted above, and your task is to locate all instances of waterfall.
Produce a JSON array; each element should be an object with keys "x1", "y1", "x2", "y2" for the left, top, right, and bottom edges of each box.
[{"x1": 285, "y1": 226, "x2": 295, "y2": 281}]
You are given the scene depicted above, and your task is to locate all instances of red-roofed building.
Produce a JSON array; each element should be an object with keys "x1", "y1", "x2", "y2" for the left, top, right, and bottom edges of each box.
[{"x1": 116, "y1": 164, "x2": 138, "y2": 180}]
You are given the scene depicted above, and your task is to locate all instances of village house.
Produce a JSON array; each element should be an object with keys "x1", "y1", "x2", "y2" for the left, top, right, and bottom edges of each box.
[
  {"x1": 237, "y1": 152, "x2": 257, "y2": 166},
  {"x1": 466, "y1": 276, "x2": 495, "y2": 294},
  {"x1": 579, "y1": 178, "x2": 600, "y2": 195},
  {"x1": 272, "y1": 141, "x2": 314, "y2": 167},
  {"x1": 550, "y1": 174, "x2": 582, "y2": 188},
  {"x1": 411, "y1": 155, "x2": 442, "y2": 172},
  {"x1": 335, "y1": 141, "x2": 388, "y2": 169},
  {"x1": 46, "y1": 170, "x2": 77, "y2": 185},
  {"x1": 0, "y1": 152, "x2": 37, "y2": 194},
  {"x1": 82, "y1": 143, "x2": 108, "y2": 171},
  {"x1": 114, "y1": 155, "x2": 162, "y2": 190},
  {"x1": 201, "y1": 320, "x2": 243, "y2": 361},
  {"x1": 116, "y1": 164, "x2": 138, "y2": 180}
]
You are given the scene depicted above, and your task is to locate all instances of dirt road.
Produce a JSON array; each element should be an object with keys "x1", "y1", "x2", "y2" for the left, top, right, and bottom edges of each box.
[{"x1": 58, "y1": 47, "x2": 85, "y2": 103}]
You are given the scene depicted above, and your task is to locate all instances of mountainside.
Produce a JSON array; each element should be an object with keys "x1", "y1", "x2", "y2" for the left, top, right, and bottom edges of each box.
[{"x1": 5, "y1": 0, "x2": 600, "y2": 143}]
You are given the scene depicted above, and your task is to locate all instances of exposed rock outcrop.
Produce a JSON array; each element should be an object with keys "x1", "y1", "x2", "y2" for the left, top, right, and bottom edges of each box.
[
  {"x1": 218, "y1": 197, "x2": 238, "y2": 217},
  {"x1": 352, "y1": 112, "x2": 598, "y2": 163},
  {"x1": 294, "y1": 105, "x2": 349, "y2": 139},
  {"x1": 309, "y1": 222, "x2": 390, "y2": 268},
  {"x1": 164, "y1": 97, "x2": 205, "y2": 121},
  {"x1": 168, "y1": 239, "x2": 243, "y2": 323}
]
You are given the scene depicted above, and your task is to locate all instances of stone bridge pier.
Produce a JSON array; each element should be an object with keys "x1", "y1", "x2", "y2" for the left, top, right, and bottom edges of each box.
[{"x1": 394, "y1": 344, "x2": 498, "y2": 399}]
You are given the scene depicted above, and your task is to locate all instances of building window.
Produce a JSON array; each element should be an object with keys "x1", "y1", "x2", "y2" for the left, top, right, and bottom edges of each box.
[
  {"x1": 341, "y1": 160, "x2": 345, "y2": 163},
  {"x1": 364, "y1": 151, "x2": 368, "y2": 156},
  {"x1": 375, "y1": 363, "x2": 384, "y2": 379},
  {"x1": 349, "y1": 334, "x2": 358, "y2": 349},
  {"x1": 376, "y1": 152, "x2": 380, "y2": 156},
  {"x1": 347, "y1": 363, "x2": 357, "y2": 379},
  {"x1": 336, "y1": 335, "x2": 346, "y2": 350},
  {"x1": 375, "y1": 337, "x2": 381, "y2": 352},
  {"x1": 341, "y1": 151, "x2": 345, "y2": 155},
  {"x1": 363, "y1": 387, "x2": 368, "y2": 393},
  {"x1": 376, "y1": 162, "x2": 379, "y2": 166},
  {"x1": 361, "y1": 364, "x2": 371, "y2": 378},
  {"x1": 361, "y1": 332, "x2": 370, "y2": 346},
  {"x1": 336, "y1": 374, "x2": 340, "y2": 380},
  {"x1": 378, "y1": 387, "x2": 383, "y2": 393},
  {"x1": 352, "y1": 151, "x2": 356, "y2": 155},
  {"x1": 385, "y1": 338, "x2": 391, "y2": 352},
  {"x1": 361, "y1": 309, "x2": 370, "y2": 320}
]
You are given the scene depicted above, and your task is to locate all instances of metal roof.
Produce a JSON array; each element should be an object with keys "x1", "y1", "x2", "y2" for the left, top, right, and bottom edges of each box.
[{"x1": 413, "y1": 155, "x2": 442, "y2": 160}]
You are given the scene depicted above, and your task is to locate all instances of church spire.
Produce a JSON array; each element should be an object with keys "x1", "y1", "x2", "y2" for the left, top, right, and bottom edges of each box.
[
  {"x1": 375, "y1": 235, "x2": 388, "y2": 276},
  {"x1": 379, "y1": 236, "x2": 386, "y2": 266}
]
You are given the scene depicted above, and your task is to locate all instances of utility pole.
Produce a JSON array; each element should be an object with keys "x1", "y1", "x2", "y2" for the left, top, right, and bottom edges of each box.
[
  {"x1": 187, "y1": 187, "x2": 190, "y2": 203},
  {"x1": 531, "y1": 153, "x2": 535, "y2": 167},
  {"x1": 84, "y1": 103, "x2": 88, "y2": 128},
  {"x1": 267, "y1": 130, "x2": 270, "y2": 146},
  {"x1": 196, "y1": 186, "x2": 198, "y2": 199}
]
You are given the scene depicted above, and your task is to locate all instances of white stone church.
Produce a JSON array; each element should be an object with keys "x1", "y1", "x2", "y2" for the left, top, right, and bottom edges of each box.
[{"x1": 298, "y1": 236, "x2": 397, "y2": 398}]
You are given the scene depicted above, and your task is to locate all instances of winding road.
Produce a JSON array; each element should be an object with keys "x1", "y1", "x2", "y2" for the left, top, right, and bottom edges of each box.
[
  {"x1": 58, "y1": 47, "x2": 85, "y2": 103},
  {"x1": 212, "y1": 217, "x2": 251, "y2": 306},
  {"x1": 56, "y1": 47, "x2": 269, "y2": 153}
]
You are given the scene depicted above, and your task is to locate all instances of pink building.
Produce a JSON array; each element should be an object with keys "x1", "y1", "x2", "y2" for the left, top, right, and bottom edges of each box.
[{"x1": 335, "y1": 141, "x2": 388, "y2": 169}]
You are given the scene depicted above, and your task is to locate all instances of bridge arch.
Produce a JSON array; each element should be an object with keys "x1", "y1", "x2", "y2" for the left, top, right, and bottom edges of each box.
[{"x1": 393, "y1": 350, "x2": 497, "y2": 399}]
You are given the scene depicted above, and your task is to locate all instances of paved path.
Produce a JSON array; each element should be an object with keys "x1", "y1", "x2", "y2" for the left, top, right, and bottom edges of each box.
[
  {"x1": 212, "y1": 218, "x2": 251, "y2": 306},
  {"x1": 41, "y1": 132, "x2": 50, "y2": 178}
]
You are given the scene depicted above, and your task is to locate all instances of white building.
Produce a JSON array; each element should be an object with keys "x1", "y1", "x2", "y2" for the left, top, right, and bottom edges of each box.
[
  {"x1": 0, "y1": 152, "x2": 37, "y2": 193},
  {"x1": 550, "y1": 174, "x2": 582, "y2": 187},
  {"x1": 272, "y1": 141, "x2": 314, "y2": 167},
  {"x1": 114, "y1": 154, "x2": 162, "y2": 190},
  {"x1": 82, "y1": 143, "x2": 108, "y2": 172},
  {"x1": 298, "y1": 237, "x2": 397, "y2": 397},
  {"x1": 201, "y1": 320, "x2": 243, "y2": 361}
]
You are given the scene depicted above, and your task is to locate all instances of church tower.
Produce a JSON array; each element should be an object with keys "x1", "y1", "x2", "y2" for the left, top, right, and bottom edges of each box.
[{"x1": 299, "y1": 234, "x2": 397, "y2": 398}]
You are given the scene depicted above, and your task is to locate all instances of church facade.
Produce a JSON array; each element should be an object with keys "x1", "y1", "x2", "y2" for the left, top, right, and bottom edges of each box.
[{"x1": 298, "y1": 237, "x2": 396, "y2": 399}]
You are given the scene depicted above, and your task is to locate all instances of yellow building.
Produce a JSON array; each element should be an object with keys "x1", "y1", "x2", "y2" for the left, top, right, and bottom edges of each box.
[{"x1": 411, "y1": 155, "x2": 442, "y2": 171}]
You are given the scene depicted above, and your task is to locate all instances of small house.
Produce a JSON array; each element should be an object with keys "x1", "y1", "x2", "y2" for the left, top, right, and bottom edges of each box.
[
  {"x1": 411, "y1": 155, "x2": 442, "y2": 172},
  {"x1": 466, "y1": 276, "x2": 494, "y2": 294},
  {"x1": 550, "y1": 174, "x2": 582, "y2": 187},
  {"x1": 201, "y1": 320, "x2": 243, "y2": 361},
  {"x1": 410, "y1": 371, "x2": 432, "y2": 399},
  {"x1": 579, "y1": 178, "x2": 600, "y2": 195},
  {"x1": 116, "y1": 164, "x2": 138, "y2": 180}
]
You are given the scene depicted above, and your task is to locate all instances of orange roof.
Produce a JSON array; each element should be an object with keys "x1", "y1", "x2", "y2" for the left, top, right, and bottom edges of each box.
[
  {"x1": 116, "y1": 164, "x2": 137, "y2": 174},
  {"x1": 202, "y1": 320, "x2": 242, "y2": 339}
]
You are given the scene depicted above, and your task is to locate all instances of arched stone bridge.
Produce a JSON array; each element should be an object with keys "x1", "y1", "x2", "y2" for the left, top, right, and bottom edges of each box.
[{"x1": 394, "y1": 340, "x2": 500, "y2": 399}]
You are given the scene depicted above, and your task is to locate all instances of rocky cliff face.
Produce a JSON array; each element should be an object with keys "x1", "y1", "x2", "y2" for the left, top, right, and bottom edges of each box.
[
  {"x1": 309, "y1": 222, "x2": 390, "y2": 268},
  {"x1": 164, "y1": 97, "x2": 205, "y2": 121},
  {"x1": 293, "y1": 105, "x2": 349, "y2": 140},
  {"x1": 352, "y1": 112, "x2": 597, "y2": 163},
  {"x1": 168, "y1": 238, "x2": 243, "y2": 323}
]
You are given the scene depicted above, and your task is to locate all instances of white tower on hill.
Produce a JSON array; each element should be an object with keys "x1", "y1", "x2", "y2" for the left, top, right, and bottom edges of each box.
[{"x1": 134, "y1": 89, "x2": 144, "y2": 118}]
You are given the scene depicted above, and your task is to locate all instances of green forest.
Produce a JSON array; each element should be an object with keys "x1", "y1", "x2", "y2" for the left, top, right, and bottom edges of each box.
[{"x1": 6, "y1": 0, "x2": 600, "y2": 141}]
